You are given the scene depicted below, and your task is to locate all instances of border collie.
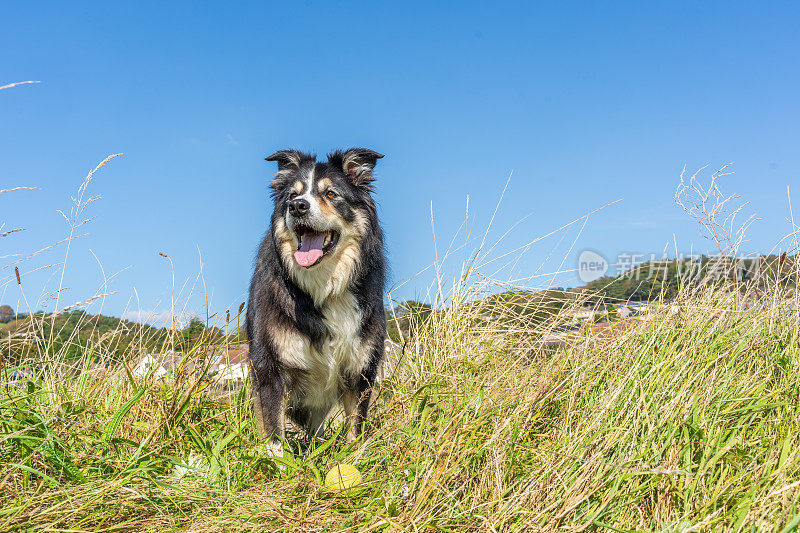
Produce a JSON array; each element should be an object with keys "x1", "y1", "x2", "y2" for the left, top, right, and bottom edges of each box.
[{"x1": 246, "y1": 148, "x2": 386, "y2": 459}]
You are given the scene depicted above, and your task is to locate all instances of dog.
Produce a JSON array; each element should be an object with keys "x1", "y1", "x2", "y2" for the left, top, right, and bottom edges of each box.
[{"x1": 246, "y1": 148, "x2": 387, "y2": 459}]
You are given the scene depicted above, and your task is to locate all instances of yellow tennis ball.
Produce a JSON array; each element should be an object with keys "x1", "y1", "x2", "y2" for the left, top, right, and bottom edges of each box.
[{"x1": 324, "y1": 463, "x2": 362, "y2": 492}]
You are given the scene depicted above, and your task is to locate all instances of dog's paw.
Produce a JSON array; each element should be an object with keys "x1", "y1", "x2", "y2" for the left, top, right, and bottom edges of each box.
[
  {"x1": 257, "y1": 441, "x2": 286, "y2": 471},
  {"x1": 266, "y1": 441, "x2": 286, "y2": 471}
]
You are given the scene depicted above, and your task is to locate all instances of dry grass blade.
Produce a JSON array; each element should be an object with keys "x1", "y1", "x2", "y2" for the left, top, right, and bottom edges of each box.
[
  {"x1": 0, "y1": 80, "x2": 40, "y2": 91},
  {"x1": 0, "y1": 228, "x2": 25, "y2": 238},
  {"x1": 0, "y1": 186, "x2": 40, "y2": 195}
]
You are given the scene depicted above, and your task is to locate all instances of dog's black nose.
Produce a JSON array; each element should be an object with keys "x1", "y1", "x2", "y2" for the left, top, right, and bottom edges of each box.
[{"x1": 288, "y1": 198, "x2": 310, "y2": 216}]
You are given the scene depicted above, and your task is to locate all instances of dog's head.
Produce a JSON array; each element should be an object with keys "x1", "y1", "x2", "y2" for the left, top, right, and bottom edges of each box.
[{"x1": 266, "y1": 148, "x2": 383, "y2": 270}]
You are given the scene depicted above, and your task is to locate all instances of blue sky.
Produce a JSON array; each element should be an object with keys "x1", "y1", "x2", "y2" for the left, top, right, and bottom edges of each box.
[{"x1": 2, "y1": 2, "x2": 799, "y2": 325}]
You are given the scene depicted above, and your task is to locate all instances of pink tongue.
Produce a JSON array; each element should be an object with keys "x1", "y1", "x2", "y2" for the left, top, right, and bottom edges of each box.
[{"x1": 294, "y1": 232, "x2": 326, "y2": 267}]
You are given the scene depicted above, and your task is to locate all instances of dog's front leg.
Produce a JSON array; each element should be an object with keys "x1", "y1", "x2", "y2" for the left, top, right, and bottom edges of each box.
[
  {"x1": 251, "y1": 361, "x2": 287, "y2": 461},
  {"x1": 342, "y1": 341, "x2": 383, "y2": 442},
  {"x1": 342, "y1": 386, "x2": 372, "y2": 442}
]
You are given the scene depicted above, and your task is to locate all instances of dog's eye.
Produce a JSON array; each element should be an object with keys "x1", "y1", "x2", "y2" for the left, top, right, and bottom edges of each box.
[
  {"x1": 325, "y1": 190, "x2": 337, "y2": 199},
  {"x1": 289, "y1": 193, "x2": 298, "y2": 200}
]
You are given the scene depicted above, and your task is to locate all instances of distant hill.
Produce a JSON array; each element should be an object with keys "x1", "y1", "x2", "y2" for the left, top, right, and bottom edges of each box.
[
  {"x1": 0, "y1": 310, "x2": 237, "y2": 365},
  {"x1": 580, "y1": 254, "x2": 797, "y2": 305}
]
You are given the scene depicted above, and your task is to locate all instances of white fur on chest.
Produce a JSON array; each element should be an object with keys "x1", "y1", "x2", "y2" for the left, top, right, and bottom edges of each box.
[
  {"x1": 321, "y1": 292, "x2": 366, "y2": 378},
  {"x1": 274, "y1": 291, "x2": 369, "y2": 408}
]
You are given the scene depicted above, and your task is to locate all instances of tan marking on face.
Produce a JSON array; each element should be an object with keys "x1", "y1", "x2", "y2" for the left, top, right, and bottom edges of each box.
[
  {"x1": 351, "y1": 210, "x2": 369, "y2": 242},
  {"x1": 315, "y1": 178, "x2": 339, "y2": 217},
  {"x1": 274, "y1": 217, "x2": 297, "y2": 247},
  {"x1": 317, "y1": 196, "x2": 339, "y2": 218},
  {"x1": 274, "y1": 217, "x2": 299, "y2": 274},
  {"x1": 316, "y1": 178, "x2": 332, "y2": 193},
  {"x1": 292, "y1": 181, "x2": 304, "y2": 194}
]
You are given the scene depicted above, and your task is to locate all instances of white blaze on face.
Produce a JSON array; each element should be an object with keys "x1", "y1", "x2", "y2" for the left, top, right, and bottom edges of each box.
[
  {"x1": 285, "y1": 165, "x2": 330, "y2": 232},
  {"x1": 298, "y1": 166, "x2": 323, "y2": 220},
  {"x1": 285, "y1": 167, "x2": 325, "y2": 224}
]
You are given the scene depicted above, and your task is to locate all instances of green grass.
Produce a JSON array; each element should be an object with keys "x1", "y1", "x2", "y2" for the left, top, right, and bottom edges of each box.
[{"x1": 2, "y1": 277, "x2": 800, "y2": 532}]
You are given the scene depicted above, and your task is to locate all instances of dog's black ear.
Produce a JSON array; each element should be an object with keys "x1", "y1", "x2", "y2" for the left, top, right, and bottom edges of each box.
[
  {"x1": 330, "y1": 148, "x2": 384, "y2": 186},
  {"x1": 266, "y1": 150, "x2": 315, "y2": 194},
  {"x1": 265, "y1": 150, "x2": 305, "y2": 171}
]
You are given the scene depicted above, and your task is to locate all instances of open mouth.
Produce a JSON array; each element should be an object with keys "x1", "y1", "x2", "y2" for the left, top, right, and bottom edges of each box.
[{"x1": 293, "y1": 225, "x2": 339, "y2": 268}]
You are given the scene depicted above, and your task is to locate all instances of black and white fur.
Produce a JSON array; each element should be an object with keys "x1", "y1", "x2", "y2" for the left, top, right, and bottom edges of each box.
[{"x1": 246, "y1": 148, "x2": 387, "y2": 458}]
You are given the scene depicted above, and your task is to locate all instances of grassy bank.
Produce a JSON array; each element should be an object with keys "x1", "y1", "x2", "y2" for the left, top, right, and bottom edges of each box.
[{"x1": 2, "y1": 275, "x2": 800, "y2": 532}]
